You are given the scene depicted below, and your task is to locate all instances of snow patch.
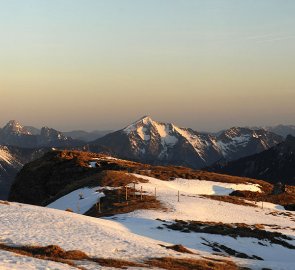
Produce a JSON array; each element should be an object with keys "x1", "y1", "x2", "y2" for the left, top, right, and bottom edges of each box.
[{"x1": 47, "y1": 187, "x2": 104, "y2": 214}]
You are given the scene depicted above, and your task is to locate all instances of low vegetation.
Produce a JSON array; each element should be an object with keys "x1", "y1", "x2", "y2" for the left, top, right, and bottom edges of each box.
[
  {"x1": 201, "y1": 238, "x2": 263, "y2": 260},
  {"x1": 145, "y1": 257, "x2": 244, "y2": 270},
  {"x1": 201, "y1": 195, "x2": 257, "y2": 207},
  {"x1": 0, "y1": 200, "x2": 10, "y2": 205},
  {"x1": 161, "y1": 220, "x2": 295, "y2": 249},
  {"x1": 230, "y1": 189, "x2": 295, "y2": 210},
  {"x1": 0, "y1": 243, "x2": 87, "y2": 269},
  {"x1": 159, "y1": 244, "x2": 195, "y2": 254},
  {"x1": 86, "y1": 186, "x2": 166, "y2": 217},
  {"x1": 0, "y1": 242, "x2": 244, "y2": 270}
]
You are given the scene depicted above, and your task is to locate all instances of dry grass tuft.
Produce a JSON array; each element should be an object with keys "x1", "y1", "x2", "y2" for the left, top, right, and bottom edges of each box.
[
  {"x1": 230, "y1": 190, "x2": 295, "y2": 210},
  {"x1": 201, "y1": 195, "x2": 257, "y2": 207},
  {"x1": 145, "y1": 257, "x2": 242, "y2": 270},
  {"x1": 92, "y1": 258, "x2": 145, "y2": 269},
  {"x1": 0, "y1": 243, "x2": 144, "y2": 269},
  {"x1": 160, "y1": 244, "x2": 195, "y2": 254},
  {"x1": 0, "y1": 201, "x2": 10, "y2": 205},
  {"x1": 0, "y1": 243, "x2": 87, "y2": 269}
]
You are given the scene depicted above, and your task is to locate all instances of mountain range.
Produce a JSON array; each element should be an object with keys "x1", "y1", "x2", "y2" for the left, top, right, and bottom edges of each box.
[
  {"x1": 0, "y1": 120, "x2": 83, "y2": 148},
  {"x1": 0, "y1": 120, "x2": 111, "y2": 148},
  {"x1": 207, "y1": 135, "x2": 295, "y2": 185},
  {"x1": 89, "y1": 116, "x2": 283, "y2": 169},
  {"x1": 1, "y1": 117, "x2": 294, "y2": 200}
]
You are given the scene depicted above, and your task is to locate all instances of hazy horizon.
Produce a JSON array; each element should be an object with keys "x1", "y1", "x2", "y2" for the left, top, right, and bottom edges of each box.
[
  {"x1": 1, "y1": 1, "x2": 294, "y2": 132},
  {"x1": 0, "y1": 116, "x2": 294, "y2": 133}
]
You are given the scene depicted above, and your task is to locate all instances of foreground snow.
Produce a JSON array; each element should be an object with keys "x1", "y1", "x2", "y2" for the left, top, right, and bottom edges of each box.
[
  {"x1": 112, "y1": 175, "x2": 295, "y2": 269},
  {"x1": 1, "y1": 175, "x2": 295, "y2": 269}
]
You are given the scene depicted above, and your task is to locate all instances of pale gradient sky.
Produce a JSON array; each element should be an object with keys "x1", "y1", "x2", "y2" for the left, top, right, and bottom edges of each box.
[{"x1": 1, "y1": 0, "x2": 294, "y2": 132}]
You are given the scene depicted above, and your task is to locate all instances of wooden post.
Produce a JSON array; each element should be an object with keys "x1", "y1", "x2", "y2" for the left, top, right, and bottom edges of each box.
[
  {"x1": 125, "y1": 186, "x2": 128, "y2": 201},
  {"x1": 117, "y1": 188, "x2": 121, "y2": 202},
  {"x1": 77, "y1": 201, "x2": 80, "y2": 214},
  {"x1": 178, "y1": 190, "x2": 180, "y2": 202},
  {"x1": 96, "y1": 199, "x2": 101, "y2": 213},
  {"x1": 140, "y1": 186, "x2": 143, "y2": 201}
]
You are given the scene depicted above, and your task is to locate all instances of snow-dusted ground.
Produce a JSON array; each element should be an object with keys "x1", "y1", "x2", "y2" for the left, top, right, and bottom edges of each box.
[
  {"x1": 47, "y1": 186, "x2": 104, "y2": 214},
  {"x1": 125, "y1": 175, "x2": 294, "y2": 233},
  {"x1": 1, "y1": 175, "x2": 295, "y2": 269},
  {"x1": 0, "y1": 202, "x2": 195, "y2": 270},
  {"x1": 111, "y1": 175, "x2": 295, "y2": 269}
]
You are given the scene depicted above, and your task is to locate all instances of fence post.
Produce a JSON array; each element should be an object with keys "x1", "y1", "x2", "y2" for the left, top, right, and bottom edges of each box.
[
  {"x1": 125, "y1": 186, "x2": 128, "y2": 201},
  {"x1": 178, "y1": 190, "x2": 180, "y2": 202},
  {"x1": 77, "y1": 201, "x2": 80, "y2": 214},
  {"x1": 140, "y1": 186, "x2": 143, "y2": 201}
]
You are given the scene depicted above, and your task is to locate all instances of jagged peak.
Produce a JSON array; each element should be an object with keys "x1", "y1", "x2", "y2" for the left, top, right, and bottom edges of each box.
[
  {"x1": 5, "y1": 120, "x2": 22, "y2": 128},
  {"x1": 135, "y1": 115, "x2": 154, "y2": 125},
  {"x1": 123, "y1": 116, "x2": 157, "y2": 133},
  {"x1": 2, "y1": 120, "x2": 31, "y2": 135}
]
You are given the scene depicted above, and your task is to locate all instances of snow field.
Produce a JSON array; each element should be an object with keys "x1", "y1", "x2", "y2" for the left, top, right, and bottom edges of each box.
[{"x1": 47, "y1": 186, "x2": 105, "y2": 214}]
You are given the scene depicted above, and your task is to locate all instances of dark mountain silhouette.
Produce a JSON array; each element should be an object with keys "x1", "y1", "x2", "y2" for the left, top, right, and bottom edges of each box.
[
  {"x1": 207, "y1": 135, "x2": 295, "y2": 185},
  {"x1": 0, "y1": 145, "x2": 49, "y2": 199}
]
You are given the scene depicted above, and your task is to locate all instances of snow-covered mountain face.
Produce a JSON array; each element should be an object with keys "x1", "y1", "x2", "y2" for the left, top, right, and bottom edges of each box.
[
  {"x1": 91, "y1": 116, "x2": 283, "y2": 169},
  {"x1": 217, "y1": 127, "x2": 282, "y2": 161},
  {"x1": 0, "y1": 146, "x2": 23, "y2": 199},
  {"x1": 209, "y1": 135, "x2": 295, "y2": 185},
  {"x1": 0, "y1": 120, "x2": 82, "y2": 148}
]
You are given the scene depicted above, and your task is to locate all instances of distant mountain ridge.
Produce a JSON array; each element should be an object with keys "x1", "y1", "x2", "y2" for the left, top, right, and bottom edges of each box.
[
  {"x1": 0, "y1": 145, "x2": 49, "y2": 199},
  {"x1": 207, "y1": 135, "x2": 295, "y2": 185},
  {"x1": 63, "y1": 130, "x2": 112, "y2": 142},
  {"x1": 89, "y1": 116, "x2": 283, "y2": 169},
  {"x1": 265, "y1": 125, "x2": 295, "y2": 138},
  {"x1": 0, "y1": 120, "x2": 83, "y2": 148}
]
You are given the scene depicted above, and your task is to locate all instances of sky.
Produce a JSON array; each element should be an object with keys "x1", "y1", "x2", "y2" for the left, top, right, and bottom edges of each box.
[{"x1": 0, "y1": 0, "x2": 295, "y2": 132}]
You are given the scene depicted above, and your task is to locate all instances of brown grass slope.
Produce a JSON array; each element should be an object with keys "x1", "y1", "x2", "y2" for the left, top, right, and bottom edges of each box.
[{"x1": 9, "y1": 150, "x2": 295, "y2": 211}]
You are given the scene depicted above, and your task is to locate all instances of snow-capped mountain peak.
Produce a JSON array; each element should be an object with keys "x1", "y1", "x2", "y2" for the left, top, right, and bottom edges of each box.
[
  {"x1": 92, "y1": 117, "x2": 283, "y2": 169},
  {"x1": 2, "y1": 120, "x2": 31, "y2": 135},
  {"x1": 124, "y1": 116, "x2": 156, "y2": 134}
]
